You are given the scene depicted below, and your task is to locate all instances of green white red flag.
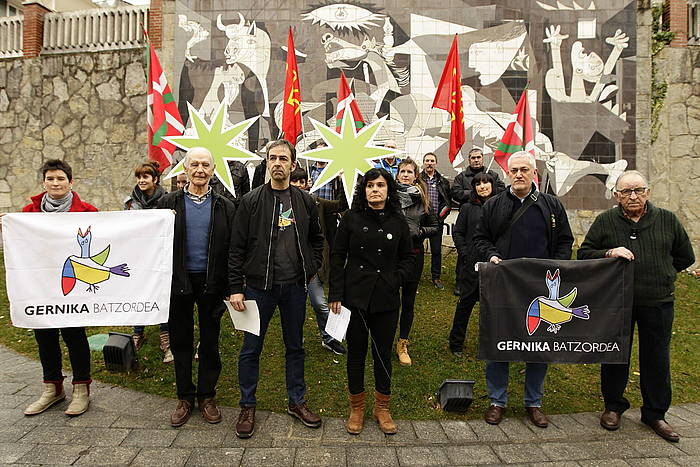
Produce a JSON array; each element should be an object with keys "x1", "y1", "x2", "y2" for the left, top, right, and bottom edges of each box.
[
  {"x1": 432, "y1": 35, "x2": 465, "y2": 164},
  {"x1": 335, "y1": 71, "x2": 364, "y2": 133},
  {"x1": 493, "y1": 87, "x2": 535, "y2": 174},
  {"x1": 147, "y1": 41, "x2": 184, "y2": 171},
  {"x1": 282, "y1": 27, "x2": 302, "y2": 144}
]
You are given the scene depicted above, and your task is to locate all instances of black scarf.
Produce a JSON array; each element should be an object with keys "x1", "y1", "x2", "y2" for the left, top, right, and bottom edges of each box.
[{"x1": 129, "y1": 185, "x2": 166, "y2": 209}]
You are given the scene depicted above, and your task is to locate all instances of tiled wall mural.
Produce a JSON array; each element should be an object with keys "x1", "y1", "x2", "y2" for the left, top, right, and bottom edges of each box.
[{"x1": 173, "y1": 0, "x2": 636, "y2": 209}]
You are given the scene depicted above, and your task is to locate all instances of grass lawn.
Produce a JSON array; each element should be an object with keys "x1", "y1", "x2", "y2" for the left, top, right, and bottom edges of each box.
[{"x1": 1, "y1": 249, "x2": 698, "y2": 420}]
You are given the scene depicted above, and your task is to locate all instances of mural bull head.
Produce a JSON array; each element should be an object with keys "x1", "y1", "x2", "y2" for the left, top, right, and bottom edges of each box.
[{"x1": 216, "y1": 13, "x2": 271, "y2": 117}]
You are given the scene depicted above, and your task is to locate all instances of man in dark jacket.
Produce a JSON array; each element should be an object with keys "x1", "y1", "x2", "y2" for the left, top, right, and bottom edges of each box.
[
  {"x1": 229, "y1": 139, "x2": 325, "y2": 439},
  {"x1": 578, "y1": 170, "x2": 695, "y2": 442},
  {"x1": 473, "y1": 151, "x2": 573, "y2": 429},
  {"x1": 420, "y1": 152, "x2": 451, "y2": 289},
  {"x1": 450, "y1": 148, "x2": 505, "y2": 205},
  {"x1": 158, "y1": 147, "x2": 237, "y2": 428}
]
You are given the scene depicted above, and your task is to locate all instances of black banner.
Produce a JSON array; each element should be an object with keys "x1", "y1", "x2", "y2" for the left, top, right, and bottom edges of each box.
[{"x1": 478, "y1": 258, "x2": 633, "y2": 364}]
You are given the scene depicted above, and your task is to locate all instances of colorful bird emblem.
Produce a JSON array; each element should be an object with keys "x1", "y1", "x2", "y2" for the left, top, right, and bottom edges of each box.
[
  {"x1": 526, "y1": 269, "x2": 589, "y2": 335},
  {"x1": 61, "y1": 226, "x2": 130, "y2": 295}
]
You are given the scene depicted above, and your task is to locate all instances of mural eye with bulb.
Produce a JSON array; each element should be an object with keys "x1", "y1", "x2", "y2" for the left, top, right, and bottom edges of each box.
[{"x1": 302, "y1": 3, "x2": 384, "y2": 32}]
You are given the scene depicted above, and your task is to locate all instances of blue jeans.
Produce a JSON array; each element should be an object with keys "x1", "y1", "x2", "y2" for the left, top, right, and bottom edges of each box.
[
  {"x1": 485, "y1": 361, "x2": 548, "y2": 407},
  {"x1": 238, "y1": 284, "x2": 307, "y2": 407},
  {"x1": 308, "y1": 275, "x2": 332, "y2": 343}
]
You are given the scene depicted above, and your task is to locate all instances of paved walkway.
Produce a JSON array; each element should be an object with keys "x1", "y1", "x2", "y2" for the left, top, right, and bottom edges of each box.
[{"x1": 1, "y1": 346, "x2": 699, "y2": 466}]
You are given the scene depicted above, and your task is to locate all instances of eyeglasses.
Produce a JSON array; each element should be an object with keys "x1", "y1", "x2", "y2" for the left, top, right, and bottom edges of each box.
[{"x1": 615, "y1": 187, "x2": 648, "y2": 198}]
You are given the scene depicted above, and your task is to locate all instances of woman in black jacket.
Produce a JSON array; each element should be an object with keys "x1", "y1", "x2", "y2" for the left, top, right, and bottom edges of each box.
[
  {"x1": 329, "y1": 168, "x2": 414, "y2": 436},
  {"x1": 124, "y1": 160, "x2": 172, "y2": 363},
  {"x1": 395, "y1": 159, "x2": 439, "y2": 366},
  {"x1": 449, "y1": 172, "x2": 499, "y2": 356}
]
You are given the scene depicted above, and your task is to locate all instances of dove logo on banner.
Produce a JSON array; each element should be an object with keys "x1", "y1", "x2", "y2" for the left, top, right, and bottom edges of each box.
[
  {"x1": 61, "y1": 226, "x2": 130, "y2": 296},
  {"x1": 526, "y1": 269, "x2": 590, "y2": 336},
  {"x1": 2, "y1": 211, "x2": 174, "y2": 329}
]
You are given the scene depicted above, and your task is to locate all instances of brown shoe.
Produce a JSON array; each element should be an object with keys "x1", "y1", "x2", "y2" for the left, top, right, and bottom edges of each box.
[
  {"x1": 288, "y1": 402, "x2": 322, "y2": 428},
  {"x1": 198, "y1": 397, "x2": 222, "y2": 424},
  {"x1": 170, "y1": 400, "x2": 192, "y2": 427},
  {"x1": 484, "y1": 405, "x2": 505, "y2": 425},
  {"x1": 600, "y1": 410, "x2": 621, "y2": 431},
  {"x1": 526, "y1": 406, "x2": 548, "y2": 428},
  {"x1": 235, "y1": 407, "x2": 255, "y2": 439},
  {"x1": 643, "y1": 419, "x2": 680, "y2": 442}
]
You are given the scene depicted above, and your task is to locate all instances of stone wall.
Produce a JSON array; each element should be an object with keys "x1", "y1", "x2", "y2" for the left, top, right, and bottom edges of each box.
[
  {"x1": 0, "y1": 49, "x2": 147, "y2": 212},
  {"x1": 650, "y1": 46, "x2": 700, "y2": 268}
]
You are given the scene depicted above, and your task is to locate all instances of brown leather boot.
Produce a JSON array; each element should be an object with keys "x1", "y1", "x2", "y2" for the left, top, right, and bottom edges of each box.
[
  {"x1": 373, "y1": 391, "x2": 397, "y2": 435},
  {"x1": 346, "y1": 392, "x2": 365, "y2": 435}
]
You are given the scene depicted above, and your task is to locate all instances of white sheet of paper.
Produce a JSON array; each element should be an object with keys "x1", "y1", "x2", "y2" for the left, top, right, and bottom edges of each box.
[
  {"x1": 224, "y1": 300, "x2": 260, "y2": 336},
  {"x1": 325, "y1": 306, "x2": 351, "y2": 342}
]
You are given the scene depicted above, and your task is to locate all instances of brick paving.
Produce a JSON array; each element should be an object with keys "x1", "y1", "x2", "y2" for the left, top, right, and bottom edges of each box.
[{"x1": 1, "y1": 345, "x2": 699, "y2": 466}]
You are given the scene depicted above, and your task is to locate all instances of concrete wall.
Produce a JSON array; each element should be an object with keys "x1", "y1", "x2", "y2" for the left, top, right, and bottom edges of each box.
[{"x1": 0, "y1": 50, "x2": 148, "y2": 212}]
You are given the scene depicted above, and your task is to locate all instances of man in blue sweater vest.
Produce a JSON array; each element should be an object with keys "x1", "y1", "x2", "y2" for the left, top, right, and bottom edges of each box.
[
  {"x1": 159, "y1": 147, "x2": 237, "y2": 428},
  {"x1": 473, "y1": 151, "x2": 574, "y2": 429},
  {"x1": 578, "y1": 170, "x2": 695, "y2": 442}
]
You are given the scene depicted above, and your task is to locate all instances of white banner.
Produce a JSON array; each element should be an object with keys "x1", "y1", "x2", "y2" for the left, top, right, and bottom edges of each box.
[{"x1": 3, "y1": 210, "x2": 174, "y2": 329}]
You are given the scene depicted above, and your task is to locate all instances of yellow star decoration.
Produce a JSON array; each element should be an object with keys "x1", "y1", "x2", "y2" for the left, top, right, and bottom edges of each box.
[
  {"x1": 163, "y1": 102, "x2": 261, "y2": 197},
  {"x1": 302, "y1": 110, "x2": 401, "y2": 206}
]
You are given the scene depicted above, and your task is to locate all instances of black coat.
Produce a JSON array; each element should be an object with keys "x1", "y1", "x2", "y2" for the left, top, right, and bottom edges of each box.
[
  {"x1": 452, "y1": 196, "x2": 486, "y2": 296},
  {"x1": 228, "y1": 183, "x2": 324, "y2": 294},
  {"x1": 399, "y1": 187, "x2": 439, "y2": 251},
  {"x1": 158, "y1": 189, "x2": 237, "y2": 297},
  {"x1": 419, "y1": 170, "x2": 451, "y2": 221},
  {"x1": 473, "y1": 185, "x2": 574, "y2": 261},
  {"x1": 329, "y1": 207, "x2": 414, "y2": 313},
  {"x1": 450, "y1": 167, "x2": 505, "y2": 205}
]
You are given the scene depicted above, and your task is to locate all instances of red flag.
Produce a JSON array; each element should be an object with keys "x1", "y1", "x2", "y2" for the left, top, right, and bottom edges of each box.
[
  {"x1": 147, "y1": 40, "x2": 184, "y2": 171},
  {"x1": 492, "y1": 87, "x2": 535, "y2": 174},
  {"x1": 282, "y1": 27, "x2": 302, "y2": 144},
  {"x1": 432, "y1": 35, "x2": 465, "y2": 164},
  {"x1": 335, "y1": 72, "x2": 364, "y2": 133}
]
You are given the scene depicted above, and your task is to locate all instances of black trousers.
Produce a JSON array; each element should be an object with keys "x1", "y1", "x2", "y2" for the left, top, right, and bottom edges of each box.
[
  {"x1": 399, "y1": 251, "x2": 424, "y2": 339},
  {"x1": 168, "y1": 273, "x2": 224, "y2": 403},
  {"x1": 347, "y1": 307, "x2": 399, "y2": 396},
  {"x1": 601, "y1": 301, "x2": 674, "y2": 422},
  {"x1": 427, "y1": 225, "x2": 443, "y2": 280},
  {"x1": 34, "y1": 327, "x2": 91, "y2": 382},
  {"x1": 448, "y1": 288, "x2": 479, "y2": 352}
]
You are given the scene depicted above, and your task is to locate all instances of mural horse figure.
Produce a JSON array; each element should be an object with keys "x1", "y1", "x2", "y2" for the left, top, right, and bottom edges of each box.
[
  {"x1": 526, "y1": 269, "x2": 589, "y2": 335},
  {"x1": 61, "y1": 226, "x2": 130, "y2": 296}
]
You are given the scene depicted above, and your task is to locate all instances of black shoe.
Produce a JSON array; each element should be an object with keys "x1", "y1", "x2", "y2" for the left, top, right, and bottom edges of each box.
[
  {"x1": 322, "y1": 340, "x2": 347, "y2": 355},
  {"x1": 451, "y1": 350, "x2": 463, "y2": 357},
  {"x1": 432, "y1": 279, "x2": 445, "y2": 290},
  {"x1": 453, "y1": 287, "x2": 461, "y2": 297}
]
